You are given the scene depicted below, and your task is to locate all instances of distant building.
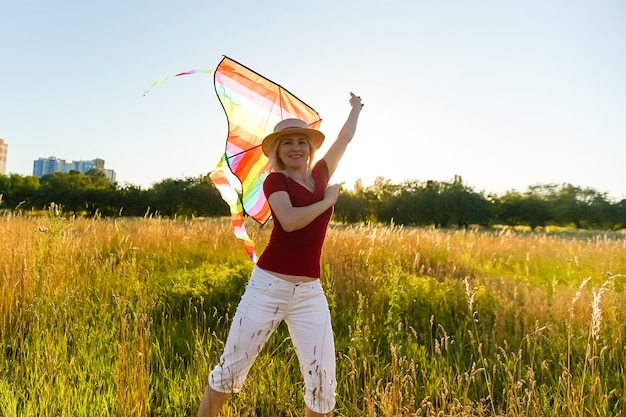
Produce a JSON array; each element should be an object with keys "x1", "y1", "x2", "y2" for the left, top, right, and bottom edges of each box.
[
  {"x1": 0, "y1": 138, "x2": 7, "y2": 175},
  {"x1": 33, "y1": 156, "x2": 65, "y2": 177},
  {"x1": 33, "y1": 156, "x2": 116, "y2": 182}
]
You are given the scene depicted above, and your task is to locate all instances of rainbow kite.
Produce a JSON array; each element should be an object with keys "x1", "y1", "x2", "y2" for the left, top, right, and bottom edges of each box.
[
  {"x1": 214, "y1": 56, "x2": 322, "y2": 224},
  {"x1": 145, "y1": 56, "x2": 322, "y2": 261}
]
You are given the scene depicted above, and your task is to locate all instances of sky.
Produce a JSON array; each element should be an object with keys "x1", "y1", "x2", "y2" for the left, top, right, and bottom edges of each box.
[{"x1": 1, "y1": 0, "x2": 625, "y2": 201}]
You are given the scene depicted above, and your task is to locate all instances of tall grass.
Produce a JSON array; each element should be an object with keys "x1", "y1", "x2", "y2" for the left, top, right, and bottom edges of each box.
[{"x1": 1, "y1": 212, "x2": 624, "y2": 416}]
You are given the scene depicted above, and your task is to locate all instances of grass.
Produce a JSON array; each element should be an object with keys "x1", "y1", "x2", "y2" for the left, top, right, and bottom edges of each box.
[{"x1": 0, "y1": 212, "x2": 624, "y2": 416}]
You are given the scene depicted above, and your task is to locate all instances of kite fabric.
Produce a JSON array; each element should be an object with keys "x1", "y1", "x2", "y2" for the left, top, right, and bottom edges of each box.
[
  {"x1": 213, "y1": 56, "x2": 322, "y2": 226},
  {"x1": 144, "y1": 56, "x2": 322, "y2": 261},
  {"x1": 209, "y1": 154, "x2": 258, "y2": 262}
]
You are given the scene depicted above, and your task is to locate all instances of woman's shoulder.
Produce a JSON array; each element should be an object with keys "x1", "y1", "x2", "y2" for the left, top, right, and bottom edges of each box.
[
  {"x1": 267, "y1": 171, "x2": 290, "y2": 180},
  {"x1": 264, "y1": 171, "x2": 289, "y2": 190},
  {"x1": 313, "y1": 159, "x2": 329, "y2": 178},
  {"x1": 266, "y1": 170, "x2": 289, "y2": 178}
]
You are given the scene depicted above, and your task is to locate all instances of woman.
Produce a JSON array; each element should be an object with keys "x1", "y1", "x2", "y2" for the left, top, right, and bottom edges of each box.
[{"x1": 197, "y1": 92, "x2": 363, "y2": 417}]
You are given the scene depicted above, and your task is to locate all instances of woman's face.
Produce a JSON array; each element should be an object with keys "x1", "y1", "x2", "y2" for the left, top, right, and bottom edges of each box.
[{"x1": 277, "y1": 135, "x2": 312, "y2": 170}]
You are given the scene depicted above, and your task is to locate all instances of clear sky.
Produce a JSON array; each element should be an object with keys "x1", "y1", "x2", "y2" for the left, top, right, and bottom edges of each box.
[{"x1": 2, "y1": 0, "x2": 625, "y2": 200}]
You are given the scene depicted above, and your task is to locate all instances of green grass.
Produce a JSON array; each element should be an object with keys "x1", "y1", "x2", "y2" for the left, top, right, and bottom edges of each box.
[{"x1": 1, "y1": 213, "x2": 624, "y2": 416}]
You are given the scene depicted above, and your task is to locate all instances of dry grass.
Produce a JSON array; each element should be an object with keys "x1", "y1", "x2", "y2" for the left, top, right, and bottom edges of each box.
[{"x1": 1, "y1": 213, "x2": 624, "y2": 416}]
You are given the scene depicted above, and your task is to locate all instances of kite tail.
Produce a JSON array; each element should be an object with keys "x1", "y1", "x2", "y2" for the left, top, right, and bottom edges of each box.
[
  {"x1": 210, "y1": 155, "x2": 259, "y2": 262},
  {"x1": 143, "y1": 69, "x2": 214, "y2": 96}
]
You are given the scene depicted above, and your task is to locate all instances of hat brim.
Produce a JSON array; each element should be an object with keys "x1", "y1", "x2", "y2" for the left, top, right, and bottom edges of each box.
[{"x1": 261, "y1": 128, "x2": 325, "y2": 157}]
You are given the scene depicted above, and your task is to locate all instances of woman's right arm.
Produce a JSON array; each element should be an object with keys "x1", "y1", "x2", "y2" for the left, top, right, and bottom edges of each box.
[{"x1": 267, "y1": 184, "x2": 340, "y2": 232}]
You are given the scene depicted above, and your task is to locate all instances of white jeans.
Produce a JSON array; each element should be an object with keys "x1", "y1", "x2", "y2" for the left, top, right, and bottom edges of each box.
[{"x1": 209, "y1": 266, "x2": 336, "y2": 414}]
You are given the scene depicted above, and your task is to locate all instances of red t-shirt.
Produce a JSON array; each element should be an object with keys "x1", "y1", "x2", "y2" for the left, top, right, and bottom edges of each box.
[{"x1": 256, "y1": 160, "x2": 333, "y2": 278}]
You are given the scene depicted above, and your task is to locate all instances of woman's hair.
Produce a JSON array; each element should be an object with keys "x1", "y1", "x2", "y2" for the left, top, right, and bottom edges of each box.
[{"x1": 261, "y1": 135, "x2": 316, "y2": 174}]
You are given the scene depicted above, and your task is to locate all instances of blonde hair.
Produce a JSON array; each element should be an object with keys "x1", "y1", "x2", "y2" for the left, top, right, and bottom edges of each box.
[{"x1": 261, "y1": 135, "x2": 316, "y2": 174}]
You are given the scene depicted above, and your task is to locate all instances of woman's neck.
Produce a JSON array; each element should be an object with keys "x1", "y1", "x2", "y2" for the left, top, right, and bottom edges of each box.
[
  {"x1": 283, "y1": 167, "x2": 314, "y2": 191},
  {"x1": 284, "y1": 167, "x2": 309, "y2": 181}
]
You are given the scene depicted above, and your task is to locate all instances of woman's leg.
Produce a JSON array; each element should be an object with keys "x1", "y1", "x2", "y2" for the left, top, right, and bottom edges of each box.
[
  {"x1": 306, "y1": 407, "x2": 334, "y2": 416},
  {"x1": 196, "y1": 385, "x2": 231, "y2": 417},
  {"x1": 197, "y1": 267, "x2": 288, "y2": 415},
  {"x1": 287, "y1": 281, "x2": 336, "y2": 416}
]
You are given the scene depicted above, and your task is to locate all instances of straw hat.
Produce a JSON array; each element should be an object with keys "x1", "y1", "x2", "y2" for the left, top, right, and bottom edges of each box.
[{"x1": 261, "y1": 118, "x2": 325, "y2": 157}]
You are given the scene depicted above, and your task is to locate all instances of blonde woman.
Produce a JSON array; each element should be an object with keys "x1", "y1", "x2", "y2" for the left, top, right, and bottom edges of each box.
[{"x1": 197, "y1": 92, "x2": 363, "y2": 417}]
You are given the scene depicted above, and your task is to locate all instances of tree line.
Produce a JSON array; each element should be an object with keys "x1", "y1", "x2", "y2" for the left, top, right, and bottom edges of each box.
[
  {"x1": 0, "y1": 170, "x2": 228, "y2": 218},
  {"x1": 1, "y1": 170, "x2": 625, "y2": 230},
  {"x1": 334, "y1": 175, "x2": 626, "y2": 230}
]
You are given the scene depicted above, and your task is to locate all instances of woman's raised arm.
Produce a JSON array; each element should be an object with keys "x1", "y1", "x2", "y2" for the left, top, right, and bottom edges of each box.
[{"x1": 323, "y1": 92, "x2": 363, "y2": 178}]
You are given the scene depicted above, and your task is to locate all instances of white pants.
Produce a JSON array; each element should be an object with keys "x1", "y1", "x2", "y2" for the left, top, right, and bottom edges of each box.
[{"x1": 209, "y1": 266, "x2": 336, "y2": 414}]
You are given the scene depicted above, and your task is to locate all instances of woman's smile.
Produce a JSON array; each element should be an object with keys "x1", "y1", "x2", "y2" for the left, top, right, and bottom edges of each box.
[{"x1": 279, "y1": 135, "x2": 311, "y2": 166}]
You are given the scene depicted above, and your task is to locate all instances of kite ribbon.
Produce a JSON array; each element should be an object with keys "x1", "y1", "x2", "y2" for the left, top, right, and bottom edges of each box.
[
  {"x1": 143, "y1": 69, "x2": 214, "y2": 96},
  {"x1": 210, "y1": 154, "x2": 258, "y2": 262}
]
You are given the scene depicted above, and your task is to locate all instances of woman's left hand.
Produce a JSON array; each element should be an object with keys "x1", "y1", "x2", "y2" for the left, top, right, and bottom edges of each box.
[
  {"x1": 349, "y1": 92, "x2": 364, "y2": 109},
  {"x1": 324, "y1": 183, "x2": 342, "y2": 205}
]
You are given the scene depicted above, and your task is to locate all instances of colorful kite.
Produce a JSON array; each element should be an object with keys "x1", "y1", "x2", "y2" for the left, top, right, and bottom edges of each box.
[
  {"x1": 213, "y1": 56, "x2": 322, "y2": 224},
  {"x1": 145, "y1": 56, "x2": 322, "y2": 261}
]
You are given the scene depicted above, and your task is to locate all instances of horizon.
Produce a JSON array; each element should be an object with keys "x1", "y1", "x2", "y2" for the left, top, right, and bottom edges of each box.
[{"x1": 2, "y1": 152, "x2": 624, "y2": 203}]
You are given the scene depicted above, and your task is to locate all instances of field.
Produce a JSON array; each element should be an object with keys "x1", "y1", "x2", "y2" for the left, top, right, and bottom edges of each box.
[{"x1": 1, "y1": 213, "x2": 625, "y2": 416}]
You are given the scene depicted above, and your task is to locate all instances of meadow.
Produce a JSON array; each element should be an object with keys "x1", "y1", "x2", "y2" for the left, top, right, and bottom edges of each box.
[{"x1": 0, "y1": 212, "x2": 624, "y2": 416}]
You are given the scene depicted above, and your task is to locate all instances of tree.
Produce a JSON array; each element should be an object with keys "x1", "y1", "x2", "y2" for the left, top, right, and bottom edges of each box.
[
  {"x1": 496, "y1": 191, "x2": 554, "y2": 230},
  {"x1": 81, "y1": 169, "x2": 117, "y2": 216},
  {"x1": 610, "y1": 199, "x2": 626, "y2": 229},
  {"x1": 36, "y1": 171, "x2": 93, "y2": 214},
  {"x1": 115, "y1": 185, "x2": 150, "y2": 217},
  {"x1": 147, "y1": 176, "x2": 229, "y2": 218},
  {"x1": 6, "y1": 174, "x2": 40, "y2": 210},
  {"x1": 335, "y1": 192, "x2": 370, "y2": 223},
  {"x1": 147, "y1": 178, "x2": 186, "y2": 216},
  {"x1": 534, "y1": 183, "x2": 612, "y2": 229},
  {"x1": 343, "y1": 178, "x2": 390, "y2": 223},
  {"x1": 385, "y1": 180, "x2": 438, "y2": 226},
  {"x1": 0, "y1": 174, "x2": 10, "y2": 208},
  {"x1": 439, "y1": 176, "x2": 492, "y2": 228},
  {"x1": 183, "y1": 174, "x2": 229, "y2": 217}
]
